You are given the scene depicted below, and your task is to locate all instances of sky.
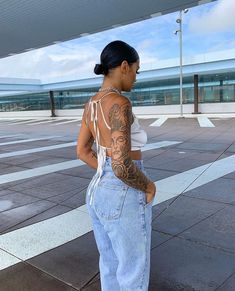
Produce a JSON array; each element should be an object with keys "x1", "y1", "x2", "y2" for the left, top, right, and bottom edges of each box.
[{"x1": 0, "y1": 0, "x2": 235, "y2": 83}]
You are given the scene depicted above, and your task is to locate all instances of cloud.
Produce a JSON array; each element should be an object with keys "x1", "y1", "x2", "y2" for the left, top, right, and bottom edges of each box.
[
  {"x1": 0, "y1": 23, "x2": 163, "y2": 82},
  {"x1": 0, "y1": 1, "x2": 234, "y2": 84},
  {"x1": 189, "y1": 0, "x2": 235, "y2": 34},
  {"x1": 0, "y1": 42, "x2": 101, "y2": 83}
]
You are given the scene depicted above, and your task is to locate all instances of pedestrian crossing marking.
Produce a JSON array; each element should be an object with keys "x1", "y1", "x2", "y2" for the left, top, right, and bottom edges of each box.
[
  {"x1": 0, "y1": 142, "x2": 77, "y2": 159},
  {"x1": 150, "y1": 117, "x2": 168, "y2": 127},
  {"x1": 197, "y1": 116, "x2": 215, "y2": 127},
  {"x1": 0, "y1": 141, "x2": 181, "y2": 184},
  {"x1": 1, "y1": 153, "x2": 235, "y2": 270},
  {"x1": 0, "y1": 136, "x2": 60, "y2": 146}
]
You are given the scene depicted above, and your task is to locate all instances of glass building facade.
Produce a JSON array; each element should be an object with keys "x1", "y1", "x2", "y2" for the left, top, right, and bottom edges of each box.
[{"x1": 0, "y1": 71, "x2": 234, "y2": 112}]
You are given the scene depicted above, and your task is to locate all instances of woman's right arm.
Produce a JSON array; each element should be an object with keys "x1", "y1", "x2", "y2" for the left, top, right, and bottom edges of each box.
[
  {"x1": 109, "y1": 96, "x2": 156, "y2": 202},
  {"x1": 76, "y1": 102, "x2": 98, "y2": 170}
]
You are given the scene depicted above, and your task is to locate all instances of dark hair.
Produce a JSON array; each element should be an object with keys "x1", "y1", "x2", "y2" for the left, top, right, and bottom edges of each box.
[{"x1": 94, "y1": 40, "x2": 139, "y2": 75}]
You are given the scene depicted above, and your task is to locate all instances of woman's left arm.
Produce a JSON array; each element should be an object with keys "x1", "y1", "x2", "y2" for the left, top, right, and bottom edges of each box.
[{"x1": 77, "y1": 104, "x2": 98, "y2": 170}]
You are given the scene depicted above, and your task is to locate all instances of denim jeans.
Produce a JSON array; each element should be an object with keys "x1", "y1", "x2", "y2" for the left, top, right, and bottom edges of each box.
[{"x1": 86, "y1": 157, "x2": 153, "y2": 291}]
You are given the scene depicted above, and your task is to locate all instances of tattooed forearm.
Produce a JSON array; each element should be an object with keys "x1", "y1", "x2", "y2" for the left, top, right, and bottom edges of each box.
[
  {"x1": 109, "y1": 100, "x2": 151, "y2": 192},
  {"x1": 113, "y1": 156, "x2": 150, "y2": 192}
]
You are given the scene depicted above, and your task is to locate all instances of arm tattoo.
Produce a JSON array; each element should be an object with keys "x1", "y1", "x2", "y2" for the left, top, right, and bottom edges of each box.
[
  {"x1": 86, "y1": 136, "x2": 94, "y2": 147},
  {"x1": 86, "y1": 136, "x2": 97, "y2": 160},
  {"x1": 109, "y1": 101, "x2": 150, "y2": 192}
]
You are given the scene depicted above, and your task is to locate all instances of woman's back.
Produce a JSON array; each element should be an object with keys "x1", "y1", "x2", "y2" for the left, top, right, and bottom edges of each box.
[
  {"x1": 85, "y1": 91, "x2": 122, "y2": 151},
  {"x1": 85, "y1": 92, "x2": 147, "y2": 158}
]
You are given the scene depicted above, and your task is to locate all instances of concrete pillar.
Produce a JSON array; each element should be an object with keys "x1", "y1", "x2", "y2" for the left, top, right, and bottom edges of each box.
[
  {"x1": 193, "y1": 74, "x2": 200, "y2": 114},
  {"x1": 219, "y1": 80, "x2": 223, "y2": 102},
  {"x1": 49, "y1": 91, "x2": 56, "y2": 117}
]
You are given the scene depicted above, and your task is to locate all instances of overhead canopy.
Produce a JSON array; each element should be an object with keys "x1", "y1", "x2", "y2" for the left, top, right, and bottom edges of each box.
[{"x1": 0, "y1": 0, "x2": 216, "y2": 59}]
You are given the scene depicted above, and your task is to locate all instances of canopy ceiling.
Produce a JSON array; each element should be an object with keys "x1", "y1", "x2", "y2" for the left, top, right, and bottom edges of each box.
[{"x1": 0, "y1": 0, "x2": 216, "y2": 59}]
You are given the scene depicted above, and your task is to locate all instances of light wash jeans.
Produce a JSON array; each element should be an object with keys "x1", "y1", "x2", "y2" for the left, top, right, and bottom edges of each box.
[{"x1": 86, "y1": 157, "x2": 153, "y2": 291}]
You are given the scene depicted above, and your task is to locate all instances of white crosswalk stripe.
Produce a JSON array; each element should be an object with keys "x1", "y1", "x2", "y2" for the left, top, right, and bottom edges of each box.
[
  {"x1": 150, "y1": 117, "x2": 168, "y2": 127},
  {"x1": 27, "y1": 119, "x2": 58, "y2": 125},
  {"x1": 143, "y1": 141, "x2": 181, "y2": 150},
  {"x1": 197, "y1": 116, "x2": 215, "y2": 127},
  {"x1": 0, "y1": 141, "x2": 181, "y2": 184},
  {"x1": 0, "y1": 160, "x2": 84, "y2": 185},
  {"x1": 0, "y1": 142, "x2": 76, "y2": 159},
  {"x1": 0, "y1": 119, "x2": 21, "y2": 122},
  {"x1": 1, "y1": 152, "x2": 235, "y2": 270},
  {"x1": 0, "y1": 136, "x2": 60, "y2": 146},
  {"x1": 146, "y1": 117, "x2": 219, "y2": 127},
  {"x1": 7, "y1": 119, "x2": 47, "y2": 125},
  {"x1": 50, "y1": 119, "x2": 81, "y2": 126},
  {"x1": 0, "y1": 140, "x2": 180, "y2": 160}
]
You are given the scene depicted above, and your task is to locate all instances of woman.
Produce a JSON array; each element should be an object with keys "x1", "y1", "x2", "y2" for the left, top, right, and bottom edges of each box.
[{"x1": 77, "y1": 40, "x2": 156, "y2": 291}]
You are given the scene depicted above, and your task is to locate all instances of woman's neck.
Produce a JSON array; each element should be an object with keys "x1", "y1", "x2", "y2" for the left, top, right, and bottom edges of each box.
[{"x1": 101, "y1": 78, "x2": 122, "y2": 93}]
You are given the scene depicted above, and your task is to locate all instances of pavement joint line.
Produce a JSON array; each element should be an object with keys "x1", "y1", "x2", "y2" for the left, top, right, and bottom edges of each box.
[
  {"x1": 0, "y1": 248, "x2": 22, "y2": 269},
  {"x1": 26, "y1": 119, "x2": 62, "y2": 125},
  {"x1": 0, "y1": 208, "x2": 93, "y2": 270},
  {"x1": 214, "y1": 271, "x2": 235, "y2": 291},
  {"x1": 53, "y1": 184, "x2": 89, "y2": 205},
  {"x1": 0, "y1": 136, "x2": 61, "y2": 146},
  {"x1": 153, "y1": 204, "x2": 226, "y2": 239},
  {"x1": 6, "y1": 119, "x2": 33, "y2": 124},
  {"x1": 50, "y1": 119, "x2": 81, "y2": 126},
  {"x1": 197, "y1": 116, "x2": 215, "y2": 127},
  {"x1": 6, "y1": 119, "x2": 49, "y2": 125},
  {"x1": 0, "y1": 141, "x2": 77, "y2": 159},
  {"x1": 177, "y1": 229, "x2": 235, "y2": 256},
  {"x1": 151, "y1": 220, "x2": 235, "y2": 256},
  {"x1": 1, "y1": 152, "x2": 235, "y2": 270},
  {"x1": 0, "y1": 134, "x2": 23, "y2": 139},
  {"x1": 22, "y1": 262, "x2": 80, "y2": 291},
  {"x1": 4, "y1": 171, "x2": 73, "y2": 192},
  {"x1": 1, "y1": 201, "x2": 64, "y2": 234},
  {"x1": 0, "y1": 119, "x2": 23, "y2": 123},
  {"x1": 81, "y1": 271, "x2": 100, "y2": 289},
  {"x1": 153, "y1": 140, "x2": 235, "y2": 221},
  {"x1": 0, "y1": 183, "x2": 85, "y2": 214},
  {"x1": 181, "y1": 193, "x2": 235, "y2": 206},
  {"x1": 0, "y1": 160, "x2": 86, "y2": 185},
  {"x1": 0, "y1": 141, "x2": 182, "y2": 185}
]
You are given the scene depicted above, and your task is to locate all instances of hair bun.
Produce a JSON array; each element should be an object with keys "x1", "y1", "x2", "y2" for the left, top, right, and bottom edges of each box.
[{"x1": 94, "y1": 63, "x2": 104, "y2": 75}]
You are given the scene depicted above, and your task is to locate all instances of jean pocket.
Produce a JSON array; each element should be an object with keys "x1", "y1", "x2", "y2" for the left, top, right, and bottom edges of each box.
[
  {"x1": 140, "y1": 191, "x2": 154, "y2": 208},
  {"x1": 145, "y1": 198, "x2": 154, "y2": 207},
  {"x1": 94, "y1": 182, "x2": 128, "y2": 220}
]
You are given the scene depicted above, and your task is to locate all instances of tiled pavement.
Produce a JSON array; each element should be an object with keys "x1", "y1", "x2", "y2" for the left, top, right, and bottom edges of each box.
[{"x1": 0, "y1": 116, "x2": 235, "y2": 290}]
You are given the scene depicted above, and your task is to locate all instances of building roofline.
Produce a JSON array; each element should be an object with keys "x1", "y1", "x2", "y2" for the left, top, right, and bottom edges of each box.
[{"x1": 1, "y1": 58, "x2": 234, "y2": 94}]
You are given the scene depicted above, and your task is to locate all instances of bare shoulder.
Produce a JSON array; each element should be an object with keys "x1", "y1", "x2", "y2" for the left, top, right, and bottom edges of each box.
[
  {"x1": 107, "y1": 94, "x2": 132, "y2": 117},
  {"x1": 108, "y1": 93, "x2": 131, "y2": 106},
  {"x1": 108, "y1": 94, "x2": 132, "y2": 127}
]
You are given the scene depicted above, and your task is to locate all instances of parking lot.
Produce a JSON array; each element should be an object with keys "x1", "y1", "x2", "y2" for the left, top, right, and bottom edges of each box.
[{"x1": 0, "y1": 116, "x2": 235, "y2": 290}]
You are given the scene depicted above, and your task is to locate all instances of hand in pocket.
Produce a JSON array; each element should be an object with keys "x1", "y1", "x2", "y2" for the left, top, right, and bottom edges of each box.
[{"x1": 145, "y1": 182, "x2": 156, "y2": 204}]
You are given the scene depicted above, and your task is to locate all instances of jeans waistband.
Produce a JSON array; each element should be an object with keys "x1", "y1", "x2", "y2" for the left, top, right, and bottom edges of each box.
[{"x1": 104, "y1": 156, "x2": 144, "y2": 171}]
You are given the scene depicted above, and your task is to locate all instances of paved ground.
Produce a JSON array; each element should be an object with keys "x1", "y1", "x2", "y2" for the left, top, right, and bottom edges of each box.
[{"x1": 0, "y1": 116, "x2": 235, "y2": 291}]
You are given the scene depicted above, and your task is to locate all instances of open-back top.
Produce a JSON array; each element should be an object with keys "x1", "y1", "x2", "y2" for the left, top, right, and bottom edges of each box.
[{"x1": 85, "y1": 92, "x2": 147, "y2": 205}]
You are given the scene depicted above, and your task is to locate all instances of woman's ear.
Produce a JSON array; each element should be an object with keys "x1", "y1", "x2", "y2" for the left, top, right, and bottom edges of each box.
[{"x1": 120, "y1": 60, "x2": 129, "y2": 74}]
